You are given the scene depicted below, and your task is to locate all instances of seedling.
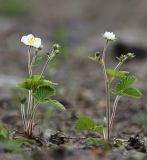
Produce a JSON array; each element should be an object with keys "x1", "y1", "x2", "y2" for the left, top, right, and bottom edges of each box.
[
  {"x1": 16, "y1": 34, "x2": 65, "y2": 138},
  {"x1": 75, "y1": 32, "x2": 142, "y2": 142}
]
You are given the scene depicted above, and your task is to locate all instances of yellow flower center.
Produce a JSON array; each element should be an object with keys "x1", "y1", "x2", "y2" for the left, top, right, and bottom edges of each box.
[{"x1": 28, "y1": 36, "x2": 36, "y2": 45}]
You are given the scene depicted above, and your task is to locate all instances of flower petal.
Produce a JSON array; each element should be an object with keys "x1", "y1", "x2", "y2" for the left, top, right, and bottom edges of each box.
[
  {"x1": 21, "y1": 36, "x2": 28, "y2": 45},
  {"x1": 33, "y1": 38, "x2": 42, "y2": 48}
]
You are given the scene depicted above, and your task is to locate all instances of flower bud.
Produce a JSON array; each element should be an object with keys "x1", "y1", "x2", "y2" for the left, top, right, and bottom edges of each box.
[
  {"x1": 117, "y1": 54, "x2": 127, "y2": 62},
  {"x1": 54, "y1": 49, "x2": 60, "y2": 55},
  {"x1": 53, "y1": 43, "x2": 60, "y2": 51},
  {"x1": 127, "y1": 53, "x2": 135, "y2": 59},
  {"x1": 95, "y1": 52, "x2": 100, "y2": 57},
  {"x1": 46, "y1": 52, "x2": 50, "y2": 56},
  {"x1": 37, "y1": 45, "x2": 43, "y2": 51}
]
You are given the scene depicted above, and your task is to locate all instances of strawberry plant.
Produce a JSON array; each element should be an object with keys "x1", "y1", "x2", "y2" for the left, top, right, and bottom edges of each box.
[
  {"x1": 75, "y1": 32, "x2": 142, "y2": 142},
  {"x1": 16, "y1": 34, "x2": 65, "y2": 138}
]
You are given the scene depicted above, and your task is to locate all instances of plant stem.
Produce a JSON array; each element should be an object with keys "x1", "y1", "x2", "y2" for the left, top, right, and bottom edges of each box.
[
  {"x1": 40, "y1": 51, "x2": 55, "y2": 77},
  {"x1": 21, "y1": 104, "x2": 26, "y2": 131},
  {"x1": 101, "y1": 40, "x2": 111, "y2": 140},
  {"x1": 30, "y1": 50, "x2": 39, "y2": 67},
  {"x1": 26, "y1": 47, "x2": 34, "y2": 135},
  {"x1": 114, "y1": 62, "x2": 122, "y2": 70},
  {"x1": 41, "y1": 58, "x2": 49, "y2": 77},
  {"x1": 101, "y1": 60, "x2": 111, "y2": 140},
  {"x1": 30, "y1": 102, "x2": 39, "y2": 126},
  {"x1": 102, "y1": 40, "x2": 108, "y2": 60},
  {"x1": 28, "y1": 47, "x2": 32, "y2": 76},
  {"x1": 110, "y1": 96, "x2": 120, "y2": 134}
]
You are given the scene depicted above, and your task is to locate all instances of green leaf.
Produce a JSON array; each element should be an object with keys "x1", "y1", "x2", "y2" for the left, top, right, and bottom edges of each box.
[
  {"x1": 85, "y1": 138, "x2": 107, "y2": 145},
  {"x1": 32, "y1": 56, "x2": 43, "y2": 66},
  {"x1": 29, "y1": 75, "x2": 42, "y2": 81},
  {"x1": 33, "y1": 86, "x2": 55, "y2": 102},
  {"x1": 88, "y1": 54, "x2": 101, "y2": 63},
  {"x1": 47, "y1": 100, "x2": 65, "y2": 110},
  {"x1": 12, "y1": 138, "x2": 33, "y2": 145},
  {"x1": 0, "y1": 126, "x2": 9, "y2": 140},
  {"x1": 40, "y1": 80, "x2": 58, "y2": 87},
  {"x1": 106, "y1": 68, "x2": 129, "y2": 78},
  {"x1": 112, "y1": 76, "x2": 136, "y2": 94},
  {"x1": 17, "y1": 75, "x2": 58, "y2": 90},
  {"x1": 121, "y1": 87, "x2": 142, "y2": 98},
  {"x1": 94, "y1": 125, "x2": 104, "y2": 134},
  {"x1": 75, "y1": 116, "x2": 96, "y2": 130},
  {"x1": 17, "y1": 75, "x2": 42, "y2": 90},
  {"x1": 88, "y1": 56, "x2": 98, "y2": 62}
]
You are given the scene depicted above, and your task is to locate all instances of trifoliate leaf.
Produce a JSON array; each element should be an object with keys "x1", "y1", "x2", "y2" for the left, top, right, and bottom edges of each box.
[
  {"x1": 17, "y1": 75, "x2": 42, "y2": 90},
  {"x1": 33, "y1": 86, "x2": 55, "y2": 102},
  {"x1": 47, "y1": 100, "x2": 65, "y2": 110},
  {"x1": 75, "y1": 116, "x2": 96, "y2": 130},
  {"x1": 17, "y1": 75, "x2": 58, "y2": 90}
]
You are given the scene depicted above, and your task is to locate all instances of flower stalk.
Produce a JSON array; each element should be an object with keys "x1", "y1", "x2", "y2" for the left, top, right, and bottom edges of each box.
[{"x1": 101, "y1": 40, "x2": 111, "y2": 140}]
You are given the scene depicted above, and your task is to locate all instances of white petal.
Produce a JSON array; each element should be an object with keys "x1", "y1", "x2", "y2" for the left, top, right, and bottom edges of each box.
[
  {"x1": 33, "y1": 38, "x2": 42, "y2": 48},
  {"x1": 27, "y1": 34, "x2": 34, "y2": 39},
  {"x1": 21, "y1": 36, "x2": 28, "y2": 45}
]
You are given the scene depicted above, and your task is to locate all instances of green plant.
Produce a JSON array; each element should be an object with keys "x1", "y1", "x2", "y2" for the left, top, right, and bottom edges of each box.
[
  {"x1": 17, "y1": 34, "x2": 65, "y2": 138},
  {"x1": 75, "y1": 32, "x2": 142, "y2": 141},
  {"x1": 0, "y1": 124, "x2": 29, "y2": 153}
]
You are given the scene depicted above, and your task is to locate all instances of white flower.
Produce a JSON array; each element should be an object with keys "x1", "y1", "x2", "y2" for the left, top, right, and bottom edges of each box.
[
  {"x1": 21, "y1": 34, "x2": 41, "y2": 48},
  {"x1": 103, "y1": 32, "x2": 116, "y2": 41}
]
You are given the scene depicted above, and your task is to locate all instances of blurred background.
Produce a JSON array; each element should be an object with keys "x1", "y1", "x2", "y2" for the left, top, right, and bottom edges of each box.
[{"x1": 0, "y1": 0, "x2": 147, "y2": 156}]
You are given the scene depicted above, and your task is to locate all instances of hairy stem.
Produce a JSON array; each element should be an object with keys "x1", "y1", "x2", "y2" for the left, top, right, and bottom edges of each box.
[
  {"x1": 41, "y1": 58, "x2": 49, "y2": 77},
  {"x1": 102, "y1": 40, "x2": 108, "y2": 60},
  {"x1": 101, "y1": 60, "x2": 111, "y2": 140},
  {"x1": 30, "y1": 50, "x2": 39, "y2": 67},
  {"x1": 40, "y1": 51, "x2": 55, "y2": 77},
  {"x1": 110, "y1": 96, "x2": 120, "y2": 134},
  {"x1": 114, "y1": 62, "x2": 123, "y2": 70},
  {"x1": 26, "y1": 47, "x2": 34, "y2": 135},
  {"x1": 101, "y1": 40, "x2": 111, "y2": 140},
  {"x1": 21, "y1": 104, "x2": 26, "y2": 131},
  {"x1": 28, "y1": 47, "x2": 32, "y2": 76}
]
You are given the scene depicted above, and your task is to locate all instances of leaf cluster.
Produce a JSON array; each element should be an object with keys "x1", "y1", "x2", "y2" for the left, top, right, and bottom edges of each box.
[
  {"x1": 106, "y1": 68, "x2": 142, "y2": 98},
  {"x1": 18, "y1": 74, "x2": 65, "y2": 110}
]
